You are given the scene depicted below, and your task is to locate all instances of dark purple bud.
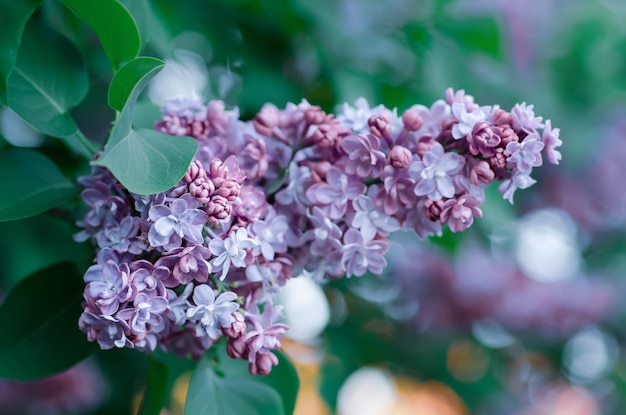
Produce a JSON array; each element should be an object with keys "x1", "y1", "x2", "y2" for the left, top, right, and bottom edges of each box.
[
  {"x1": 226, "y1": 337, "x2": 248, "y2": 359},
  {"x1": 424, "y1": 199, "x2": 444, "y2": 222},
  {"x1": 250, "y1": 351, "x2": 279, "y2": 376}
]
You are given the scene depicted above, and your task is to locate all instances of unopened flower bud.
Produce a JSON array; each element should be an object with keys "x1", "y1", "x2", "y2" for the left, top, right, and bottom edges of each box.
[
  {"x1": 205, "y1": 196, "x2": 231, "y2": 224},
  {"x1": 226, "y1": 337, "x2": 248, "y2": 359},
  {"x1": 250, "y1": 351, "x2": 279, "y2": 376},
  {"x1": 184, "y1": 160, "x2": 207, "y2": 183},
  {"x1": 222, "y1": 312, "x2": 246, "y2": 338},
  {"x1": 402, "y1": 109, "x2": 423, "y2": 131},
  {"x1": 470, "y1": 160, "x2": 495, "y2": 185},
  {"x1": 189, "y1": 178, "x2": 216, "y2": 203},
  {"x1": 415, "y1": 134, "x2": 434, "y2": 158},
  {"x1": 389, "y1": 145, "x2": 412, "y2": 169},
  {"x1": 254, "y1": 104, "x2": 280, "y2": 136},
  {"x1": 368, "y1": 115, "x2": 391, "y2": 139},
  {"x1": 304, "y1": 106, "x2": 326, "y2": 125},
  {"x1": 424, "y1": 199, "x2": 444, "y2": 222},
  {"x1": 491, "y1": 109, "x2": 512, "y2": 127}
]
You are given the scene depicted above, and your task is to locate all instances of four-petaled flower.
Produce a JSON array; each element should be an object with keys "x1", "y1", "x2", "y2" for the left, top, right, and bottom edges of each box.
[
  {"x1": 408, "y1": 142, "x2": 464, "y2": 201},
  {"x1": 148, "y1": 198, "x2": 208, "y2": 250},
  {"x1": 186, "y1": 285, "x2": 239, "y2": 340},
  {"x1": 209, "y1": 227, "x2": 258, "y2": 279}
]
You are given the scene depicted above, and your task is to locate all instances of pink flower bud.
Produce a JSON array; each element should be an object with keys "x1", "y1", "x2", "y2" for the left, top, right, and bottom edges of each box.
[
  {"x1": 254, "y1": 104, "x2": 280, "y2": 136},
  {"x1": 368, "y1": 115, "x2": 391, "y2": 139},
  {"x1": 470, "y1": 160, "x2": 495, "y2": 185},
  {"x1": 388, "y1": 145, "x2": 412, "y2": 169},
  {"x1": 184, "y1": 160, "x2": 207, "y2": 183},
  {"x1": 189, "y1": 177, "x2": 216, "y2": 203},
  {"x1": 424, "y1": 199, "x2": 444, "y2": 221},
  {"x1": 250, "y1": 351, "x2": 279, "y2": 376},
  {"x1": 304, "y1": 106, "x2": 326, "y2": 125},
  {"x1": 205, "y1": 196, "x2": 231, "y2": 224},
  {"x1": 402, "y1": 109, "x2": 423, "y2": 131}
]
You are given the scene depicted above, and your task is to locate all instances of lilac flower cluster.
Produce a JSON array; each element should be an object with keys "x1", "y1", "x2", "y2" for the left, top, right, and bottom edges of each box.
[{"x1": 76, "y1": 89, "x2": 560, "y2": 374}]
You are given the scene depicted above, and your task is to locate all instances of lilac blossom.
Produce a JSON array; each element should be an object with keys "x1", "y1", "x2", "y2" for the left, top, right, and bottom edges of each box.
[
  {"x1": 408, "y1": 100, "x2": 450, "y2": 137},
  {"x1": 351, "y1": 194, "x2": 400, "y2": 240},
  {"x1": 499, "y1": 171, "x2": 537, "y2": 203},
  {"x1": 440, "y1": 194, "x2": 483, "y2": 232},
  {"x1": 166, "y1": 283, "x2": 194, "y2": 325},
  {"x1": 451, "y1": 103, "x2": 486, "y2": 139},
  {"x1": 340, "y1": 228, "x2": 389, "y2": 277},
  {"x1": 155, "y1": 244, "x2": 212, "y2": 287},
  {"x1": 511, "y1": 102, "x2": 544, "y2": 133},
  {"x1": 148, "y1": 198, "x2": 208, "y2": 249},
  {"x1": 249, "y1": 211, "x2": 289, "y2": 261},
  {"x1": 305, "y1": 206, "x2": 343, "y2": 257},
  {"x1": 541, "y1": 119, "x2": 562, "y2": 164},
  {"x1": 85, "y1": 260, "x2": 135, "y2": 315},
  {"x1": 186, "y1": 285, "x2": 239, "y2": 340},
  {"x1": 245, "y1": 305, "x2": 288, "y2": 375},
  {"x1": 117, "y1": 293, "x2": 169, "y2": 336},
  {"x1": 274, "y1": 162, "x2": 312, "y2": 211},
  {"x1": 408, "y1": 142, "x2": 465, "y2": 200},
  {"x1": 95, "y1": 216, "x2": 142, "y2": 254},
  {"x1": 506, "y1": 133, "x2": 544, "y2": 173},
  {"x1": 305, "y1": 166, "x2": 366, "y2": 219},
  {"x1": 338, "y1": 97, "x2": 384, "y2": 133},
  {"x1": 129, "y1": 260, "x2": 168, "y2": 296},
  {"x1": 79, "y1": 312, "x2": 132, "y2": 350},
  {"x1": 209, "y1": 227, "x2": 258, "y2": 279},
  {"x1": 75, "y1": 88, "x2": 563, "y2": 374},
  {"x1": 340, "y1": 134, "x2": 387, "y2": 178}
]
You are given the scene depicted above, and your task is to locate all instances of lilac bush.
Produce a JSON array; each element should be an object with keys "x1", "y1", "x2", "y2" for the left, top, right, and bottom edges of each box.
[{"x1": 75, "y1": 89, "x2": 562, "y2": 375}]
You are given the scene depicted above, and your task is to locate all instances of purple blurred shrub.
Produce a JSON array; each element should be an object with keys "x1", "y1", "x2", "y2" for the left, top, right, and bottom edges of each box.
[
  {"x1": 75, "y1": 89, "x2": 561, "y2": 374},
  {"x1": 0, "y1": 361, "x2": 106, "y2": 415}
]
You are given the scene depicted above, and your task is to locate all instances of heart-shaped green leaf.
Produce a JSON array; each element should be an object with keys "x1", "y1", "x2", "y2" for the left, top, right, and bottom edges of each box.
[
  {"x1": 109, "y1": 57, "x2": 164, "y2": 112},
  {"x1": 60, "y1": 0, "x2": 140, "y2": 71},
  {"x1": 184, "y1": 354, "x2": 285, "y2": 415},
  {"x1": 0, "y1": 0, "x2": 41, "y2": 103},
  {"x1": 0, "y1": 148, "x2": 77, "y2": 222},
  {"x1": 0, "y1": 261, "x2": 97, "y2": 381},
  {"x1": 6, "y1": 23, "x2": 95, "y2": 158},
  {"x1": 97, "y1": 128, "x2": 198, "y2": 195},
  {"x1": 95, "y1": 58, "x2": 197, "y2": 195}
]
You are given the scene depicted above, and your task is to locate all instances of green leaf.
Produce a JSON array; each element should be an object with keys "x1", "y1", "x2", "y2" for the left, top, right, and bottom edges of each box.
[
  {"x1": 6, "y1": 23, "x2": 96, "y2": 158},
  {"x1": 256, "y1": 351, "x2": 300, "y2": 415},
  {"x1": 97, "y1": 127, "x2": 197, "y2": 195},
  {"x1": 140, "y1": 357, "x2": 169, "y2": 415},
  {"x1": 95, "y1": 60, "x2": 197, "y2": 195},
  {"x1": 0, "y1": 148, "x2": 77, "y2": 222},
  {"x1": 184, "y1": 354, "x2": 285, "y2": 415},
  {"x1": 59, "y1": 0, "x2": 140, "y2": 71},
  {"x1": 0, "y1": 261, "x2": 96, "y2": 381},
  {"x1": 109, "y1": 57, "x2": 164, "y2": 112},
  {"x1": 0, "y1": 0, "x2": 41, "y2": 103}
]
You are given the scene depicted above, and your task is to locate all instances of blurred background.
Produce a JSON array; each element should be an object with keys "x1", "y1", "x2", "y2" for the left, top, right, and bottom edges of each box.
[{"x1": 3, "y1": 0, "x2": 626, "y2": 413}]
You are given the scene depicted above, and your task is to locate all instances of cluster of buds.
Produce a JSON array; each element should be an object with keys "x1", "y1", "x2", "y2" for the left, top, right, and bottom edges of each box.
[{"x1": 75, "y1": 89, "x2": 562, "y2": 375}]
